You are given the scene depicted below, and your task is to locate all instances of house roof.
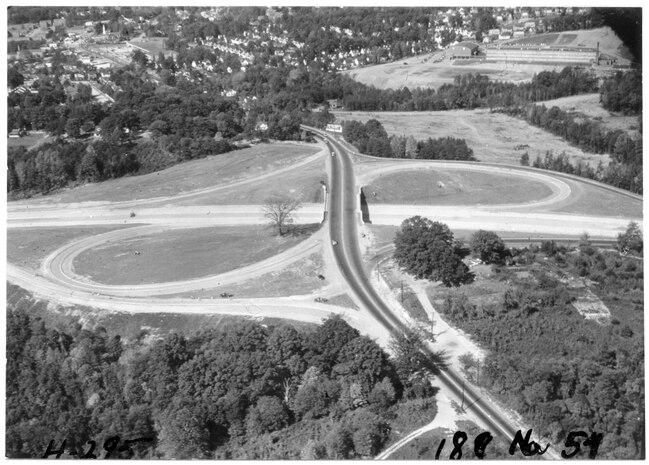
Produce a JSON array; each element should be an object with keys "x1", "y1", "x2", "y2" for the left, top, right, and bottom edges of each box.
[{"x1": 451, "y1": 41, "x2": 479, "y2": 50}]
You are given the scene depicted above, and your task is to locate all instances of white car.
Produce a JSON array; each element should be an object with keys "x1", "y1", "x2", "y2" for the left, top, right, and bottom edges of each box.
[
  {"x1": 331, "y1": 151, "x2": 335, "y2": 157},
  {"x1": 331, "y1": 240, "x2": 338, "y2": 246}
]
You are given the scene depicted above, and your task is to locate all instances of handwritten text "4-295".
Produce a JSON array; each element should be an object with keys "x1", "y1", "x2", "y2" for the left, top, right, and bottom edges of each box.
[{"x1": 43, "y1": 436, "x2": 153, "y2": 459}]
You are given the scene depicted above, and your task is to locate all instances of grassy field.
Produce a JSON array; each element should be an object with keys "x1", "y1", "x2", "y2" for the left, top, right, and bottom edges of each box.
[
  {"x1": 73, "y1": 225, "x2": 320, "y2": 285},
  {"x1": 363, "y1": 169, "x2": 552, "y2": 206},
  {"x1": 326, "y1": 293, "x2": 360, "y2": 310},
  {"x1": 24, "y1": 143, "x2": 321, "y2": 204},
  {"x1": 169, "y1": 252, "x2": 326, "y2": 299},
  {"x1": 174, "y1": 155, "x2": 327, "y2": 205},
  {"x1": 7, "y1": 225, "x2": 137, "y2": 270},
  {"x1": 541, "y1": 177, "x2": 642, "y2": 218},
  {"x1": 7, "y1": 131, "x2": 49, "y2": 149},
  {"x1": 333, "y1": 110, "x2": 608, "y2": 167},
  {"x1": 537, "y1": 93, "x2": 641, "y2": 138}
]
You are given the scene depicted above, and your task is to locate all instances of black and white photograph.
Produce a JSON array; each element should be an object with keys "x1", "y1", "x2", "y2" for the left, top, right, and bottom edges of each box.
[{"x1": 4, "y1": 4, "x2": 644, "y2": 459}]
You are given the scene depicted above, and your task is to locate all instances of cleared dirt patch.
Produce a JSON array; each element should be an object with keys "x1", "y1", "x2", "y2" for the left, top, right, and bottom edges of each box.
[
  {"x1": 334, "y1": 110, "x2": 609, "y2": 167},
  {"x1": 15, "y1": 143, "x2": 321, "y2": 205},
  {"x1": 72, "y1": 225, "x2": 319, "y2": 285},
  {"x1": 363, "y1": 169, "x2": 552, "y2": 206},
  {"x1": 344, "y1": 53, "x2": 558, "y2": 90},
  {"x1": 7, "y1": 225, "x2": 137, "y2": 270}
]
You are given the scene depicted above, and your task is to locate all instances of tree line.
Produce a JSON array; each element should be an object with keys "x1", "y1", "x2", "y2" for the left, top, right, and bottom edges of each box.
[
  {"x1": 342, "y1": 119, "x2": 474, "y2": 161},
  {"x1": 338, "y1": 67, "x2": 598, "y2": 111},
  {"x1": 6, "y1": 288, "x2": 439, "y2": 459},
  {"x1": 509, "y1": 103, "x2": 642, "y2": 194},
  {"x1": 599, "y1": 70, "x2": 642, "y2": 115}
]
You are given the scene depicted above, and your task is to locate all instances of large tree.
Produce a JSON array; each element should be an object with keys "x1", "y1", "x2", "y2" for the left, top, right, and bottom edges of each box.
[
  {"x1": 262, "y1": 194, "x2": 302, "y2": 236},
  {"x1": 393, "y1": 216, "x2": 474, "y2": 286},
  {"x1": 469, "y1": 229, "x2": 508, "y2": 265}
]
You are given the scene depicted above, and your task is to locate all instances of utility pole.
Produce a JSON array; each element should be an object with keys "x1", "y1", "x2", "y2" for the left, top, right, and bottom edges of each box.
[{"x1": 400, "y1": 280, "x2": 404, "y2": 303}]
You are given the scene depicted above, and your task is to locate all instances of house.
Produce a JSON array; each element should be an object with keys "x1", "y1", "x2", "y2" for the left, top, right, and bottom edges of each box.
[
  {"x1": 255, "y1": 122, "x2": 268, "y2": 132},
  {"x1": 448, "y1": 41, "x2": 479, "y2": 59},
  {"x1": 327, "y1": 99, "x2": 341, "y2": 110}
]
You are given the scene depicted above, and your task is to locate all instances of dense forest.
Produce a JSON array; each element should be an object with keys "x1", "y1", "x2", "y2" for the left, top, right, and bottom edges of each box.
[
  {"x1": 342, "y1": 119, "x2": 474, "y2": 161},
  {"x1": 440, "y1": 242, "x2": 644, "y2": 459},
  {"x1": 6, "y1": 286, "x2": 440, "y2": 459}
]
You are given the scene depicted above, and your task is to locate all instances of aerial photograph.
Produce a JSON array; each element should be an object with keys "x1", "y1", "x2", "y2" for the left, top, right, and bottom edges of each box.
[{"x1": 5, "y1": 5, "x2": 643, "y2": 460}]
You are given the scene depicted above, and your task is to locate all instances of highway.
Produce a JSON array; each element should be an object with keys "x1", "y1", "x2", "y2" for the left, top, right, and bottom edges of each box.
[{"x1": 303, "y1": 125, "x2": 555, "y2": 453}]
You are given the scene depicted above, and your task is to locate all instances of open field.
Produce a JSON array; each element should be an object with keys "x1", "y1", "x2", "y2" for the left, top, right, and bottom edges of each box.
[
  {"x1": 344, "y1": 53, "x2": 558, "y2": 90},
  {"x1": 129, "y1": 37, "x2": 175, "y2": 58},
  {"x1": 7, "y1": 225, "x2": 137, "y2": 270},
  {"x1": 169, "y1": 253, "x2": 326, "y2": 299},
  {"x1": 333, "y1": 110, "x2": 609, "y2": 167},
  {"x1": 538, "y1": 93, "x2": 641, "y2": 138},
  {"x1": 14, "y1": 143, "x2": 321, "y2": 205},
  {"x1": 6, "y1": 131, "x2": 49, "y2": 149},
  {"x1": 73, "y1": 225, "x2": 318, "y2": 285},
  {"x1": 363, "y1": 169, "x2": 552, "y2": 206}
]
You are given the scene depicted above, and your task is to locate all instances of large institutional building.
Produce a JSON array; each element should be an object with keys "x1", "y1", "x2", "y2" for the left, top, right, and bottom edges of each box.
[{"x1": 485, "y1": 45, "x2": 599, "y2": 65}]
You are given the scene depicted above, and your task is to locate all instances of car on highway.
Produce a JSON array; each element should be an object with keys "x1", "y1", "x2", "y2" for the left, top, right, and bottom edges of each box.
[
  {"x1": 331, "y1": 240, "x2": 338, "y2": 246},
  {"x1": 331, "y1": 151, "x2": 335, "y2": 157}
]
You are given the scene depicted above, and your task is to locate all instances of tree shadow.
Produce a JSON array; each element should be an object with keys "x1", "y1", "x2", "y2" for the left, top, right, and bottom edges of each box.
[
  {"x1": 285, "y1": 222, "x2": 322, "y2": 237},
  {"x1": 425, "y1": 348, "x2": 451, "y2": 376}
]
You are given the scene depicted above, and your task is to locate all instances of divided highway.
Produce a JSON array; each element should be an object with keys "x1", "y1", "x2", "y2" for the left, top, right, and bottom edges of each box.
[{"x1": 302, "y1": 125, "x2": 544, "y2": 449}]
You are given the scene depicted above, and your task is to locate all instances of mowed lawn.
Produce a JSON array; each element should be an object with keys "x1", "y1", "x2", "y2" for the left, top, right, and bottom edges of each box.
[
  {"x1": 22, "y1": 143, "x2": 321, "y2": 204},
  {"x1": 363, "y1": 169, "x2": 553, "y2": 206},
  {"x1": 334, "y1": 110, "x2": 609, "y2": 167},
  {"x1": 7, "y1": 225, "x2": 137, "y2": 270},
  {"x1": 72, "y1": 225, "x2": 319, "y2": 285}
]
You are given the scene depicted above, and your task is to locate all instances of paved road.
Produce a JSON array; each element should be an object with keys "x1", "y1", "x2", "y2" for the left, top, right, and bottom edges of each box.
[{"x1": 303, "y1": 125, "x2": 560, "y2": 455}]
